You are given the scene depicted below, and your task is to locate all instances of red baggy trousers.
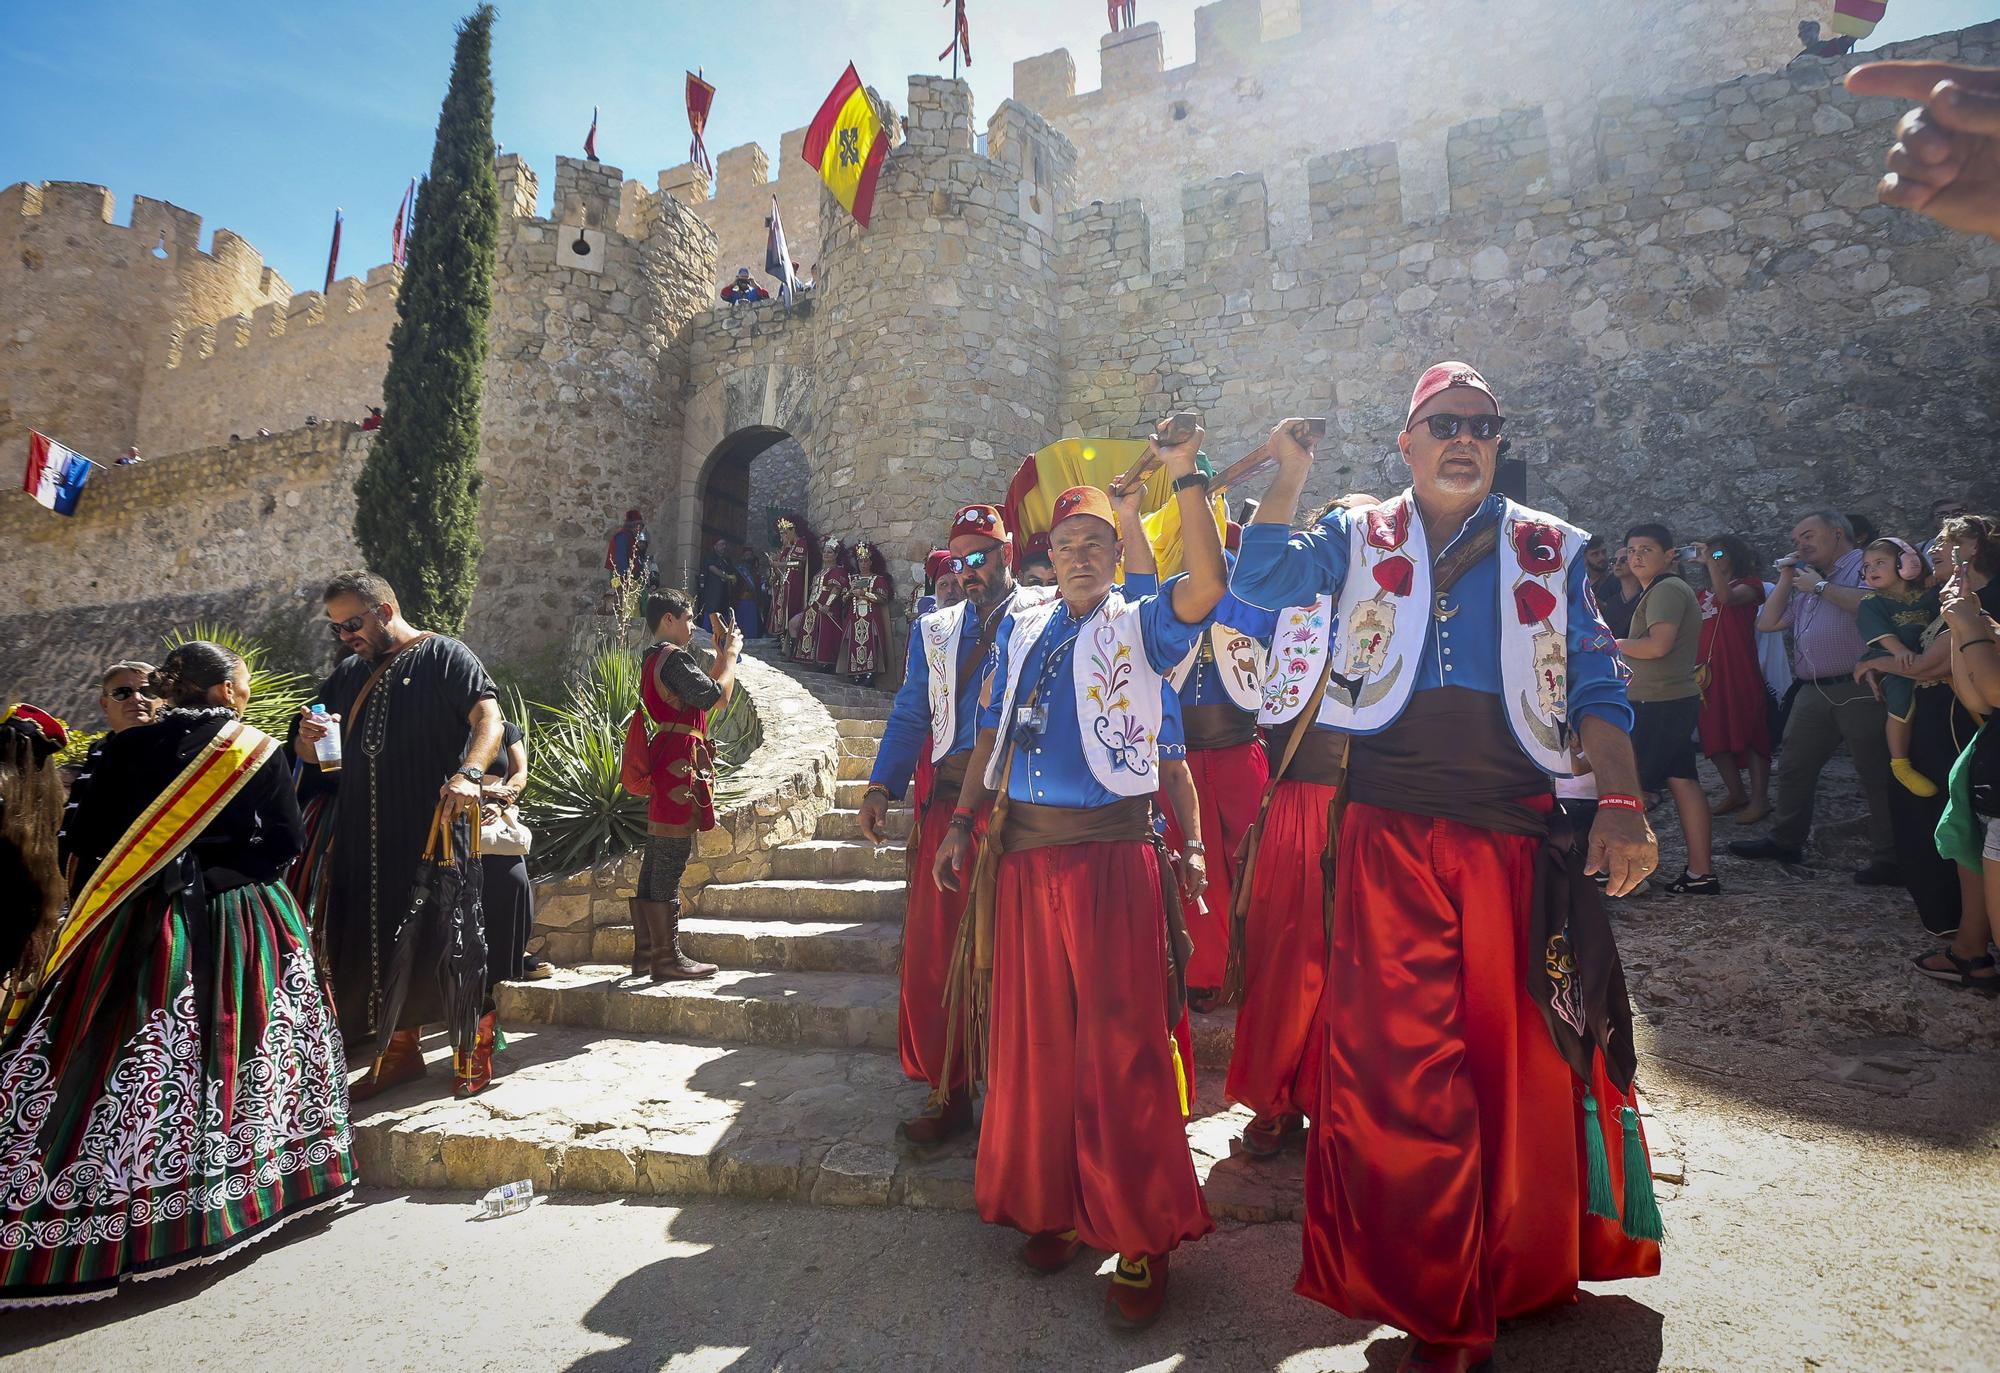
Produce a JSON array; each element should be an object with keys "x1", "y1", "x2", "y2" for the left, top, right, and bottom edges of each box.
[
  {"x1": 1296, "y1": 800, "x2": 1661, "y2": 1346},
  {"x1": 976, "y1": 839, "x2": 1214, "y2": 1259}
]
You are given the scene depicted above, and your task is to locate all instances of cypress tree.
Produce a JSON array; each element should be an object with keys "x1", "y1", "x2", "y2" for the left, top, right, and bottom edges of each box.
[{"x1": 354, "y1": 4, "x2": 500, "y2": 636}]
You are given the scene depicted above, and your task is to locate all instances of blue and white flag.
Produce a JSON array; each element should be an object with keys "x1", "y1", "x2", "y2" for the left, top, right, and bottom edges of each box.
[
  {"x1": 764, "y1": 195, "x2": 799, "y2": 308},
  {"x1": 23, "y1": 431, "x2": 93, "y2": 516}
]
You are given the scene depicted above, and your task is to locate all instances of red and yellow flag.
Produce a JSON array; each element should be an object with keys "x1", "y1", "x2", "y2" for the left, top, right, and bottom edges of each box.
[
  {"x1": 802, "y1": 63, "x2": 887, "y2": 228},
  {"x1": 1829, "y1": 0, "x2": 1886, "y2": 39},
  {"x1": 1003, "y1": 438, "x2": 1226, "y2": 580}
]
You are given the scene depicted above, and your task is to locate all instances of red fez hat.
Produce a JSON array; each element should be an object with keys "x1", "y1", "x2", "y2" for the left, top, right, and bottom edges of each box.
[
  {"x1": 925, "y1": 549, "x2": 953, "y2": 580},
  {"x1": 1406, "y1": 362, "x2": 1499, "y2": 429},
  {"x1": 950, "y1": 503, "x2": 1009, "y2": 543},
  {"x1": 1022, "y1": 532, "x2": 1053, "y2": 559},
  {"x1": 624, "y1": 507, "x2": 643, "y2": 522},
  {"x1": 1052, "y1": 485, "x2": 1117, "y2": 532}
]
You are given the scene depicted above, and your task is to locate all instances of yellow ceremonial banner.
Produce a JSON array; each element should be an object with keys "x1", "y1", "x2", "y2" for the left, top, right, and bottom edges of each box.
[
  {"x1": 802, "y1": 63, "x2": 887, "y2": 228},
  {"x1": 1006, "y1": 437, "x2": 1226, "y2": 579}
]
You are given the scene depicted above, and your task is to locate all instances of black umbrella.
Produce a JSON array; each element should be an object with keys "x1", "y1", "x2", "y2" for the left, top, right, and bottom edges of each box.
[{"x1": 377, "y1": 802, "x2": 487, "y2": 1060}]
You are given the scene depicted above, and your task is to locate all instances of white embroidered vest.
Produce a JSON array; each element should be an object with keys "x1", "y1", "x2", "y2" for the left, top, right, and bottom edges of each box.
[
  {"x1": 1169, "y1": 622, "x2": 1266, "y2": 713},
  {"x1": 919, "y1": 599, "x2": 973, "y2": 764},
  {"x1": 983, "y1": 589, "x2": 1167, "y2": 798},
  {"x1": 1257, "y1": 491, "x2": 1583, "y2": 776}
]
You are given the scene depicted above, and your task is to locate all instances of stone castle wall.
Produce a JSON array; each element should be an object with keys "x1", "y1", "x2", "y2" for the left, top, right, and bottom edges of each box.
[
  {"x1": 1051, "y1": 20, "x2": 2000, "y2": 552},
  {"x1": 1014, "y1": 0, "x2": 1827, "y2": 268},
  {"x1": 0, "y1": 181, "x2": 291, "y2": 460}
]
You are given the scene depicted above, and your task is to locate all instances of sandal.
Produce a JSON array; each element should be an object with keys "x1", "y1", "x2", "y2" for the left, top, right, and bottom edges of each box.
[
  {"x1": 1733, "y1": 802, "x2": 1771, "y2": 825},
  {"x1": 1710, "y1": 795, "x2": 1747, "y2": 817},
  {"x1": 1911, "y1": 948, "x2": 2000, "y2": 995}
]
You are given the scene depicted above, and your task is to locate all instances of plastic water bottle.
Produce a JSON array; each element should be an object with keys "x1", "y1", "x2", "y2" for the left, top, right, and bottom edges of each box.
[
  {"x1": 308, "y1": 703, "x2": 342, "y2": 772},
  {"x1": 477, "y1": 1179, "x2": 534, "y2": 1218}
]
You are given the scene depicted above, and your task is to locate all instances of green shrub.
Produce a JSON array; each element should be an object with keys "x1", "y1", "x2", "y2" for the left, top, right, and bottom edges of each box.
[{"x1": 159, "y1": 622, "x2": 315, "y2": 742}]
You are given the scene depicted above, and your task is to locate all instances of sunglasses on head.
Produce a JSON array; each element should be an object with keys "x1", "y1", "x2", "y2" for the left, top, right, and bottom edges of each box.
[
  {"x1": 1414, "y1": 413, "x2": 1506, "y2": 442},
  {"x1": 946, "y1": 549, "x2": 997, "y2": 574},
  {"x1": 107, "y1": 685, "x2": 157, "y2": 702}
]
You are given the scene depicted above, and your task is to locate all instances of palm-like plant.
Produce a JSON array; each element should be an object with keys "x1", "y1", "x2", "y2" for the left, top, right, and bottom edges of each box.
[{"x1": 158, "y1": 622, "x2": 315, "y2": 740}]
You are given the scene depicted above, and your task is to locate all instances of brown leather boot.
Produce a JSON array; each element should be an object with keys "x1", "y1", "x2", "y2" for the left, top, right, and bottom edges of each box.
[
  {"x1": 350, "y1": 1027, "x2": 426, "y2": 1102},
  {"x1": 627, "y1": 896, "x2": 653, "y2": 978},
  {"x1": 644, "y1": 898, "x2": 718, "y2": 982},
  {"x1": 898, "y1": 1090, "x2": 974, "y2": 1147}
]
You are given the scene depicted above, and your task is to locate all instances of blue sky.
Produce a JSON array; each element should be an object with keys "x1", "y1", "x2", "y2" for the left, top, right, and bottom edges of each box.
[{"x1": 1, "y1": 1, "x2": 1988, "y2": 292}]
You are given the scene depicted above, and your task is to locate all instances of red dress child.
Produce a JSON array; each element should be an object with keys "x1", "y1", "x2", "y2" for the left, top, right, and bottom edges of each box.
[{"x1": 1696, "y1": 577, "x2": 1771, "y2": 760}]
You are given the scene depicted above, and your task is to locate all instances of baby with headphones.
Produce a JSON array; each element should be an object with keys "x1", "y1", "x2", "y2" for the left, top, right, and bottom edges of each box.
[{"x1": 1857, "y1": 536, "x2": 1941, "y2": 797}]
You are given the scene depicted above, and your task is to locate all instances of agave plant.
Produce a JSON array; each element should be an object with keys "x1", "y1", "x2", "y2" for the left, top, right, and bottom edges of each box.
[
  {"x1": 512, "y1": 640, "x2": 758, "y2": 880},
  {"x1": 158, "y1": 622, "x2": 315, "y2": 740}
]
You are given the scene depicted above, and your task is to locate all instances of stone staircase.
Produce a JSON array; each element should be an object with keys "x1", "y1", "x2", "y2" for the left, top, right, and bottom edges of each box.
[{"x1": 350, "y1": 643, "x2": 1287, "y2": 1219}]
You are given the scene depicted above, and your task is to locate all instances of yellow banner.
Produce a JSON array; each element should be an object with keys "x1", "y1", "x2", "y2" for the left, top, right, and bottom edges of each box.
[{"x1": 1013, "y1": 437, "x2": 1226, "y2": 579}]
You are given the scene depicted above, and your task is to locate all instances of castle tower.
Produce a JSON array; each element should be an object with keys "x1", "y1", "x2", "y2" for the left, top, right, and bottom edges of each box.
[
  {"x1": 467, "y1": 155, "x2": 718, "y2": 657},
  {"x1": 803, "y1": 78, "x2": 1078, "y2": 568}
]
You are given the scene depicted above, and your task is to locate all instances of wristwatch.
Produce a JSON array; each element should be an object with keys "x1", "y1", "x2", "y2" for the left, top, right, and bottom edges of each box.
[
  {"x1": 1172, "y1": 471, "x2": 1212, "y2": 494},
  {"x1": 1813, "y1": 580, "x2": 1829, "y2": 596},
  {"x1": 456, "y1": 766, "x2": 485, "y2": 784}
]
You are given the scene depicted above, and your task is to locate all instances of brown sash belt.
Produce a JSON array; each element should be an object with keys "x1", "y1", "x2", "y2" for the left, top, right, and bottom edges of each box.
[
  {"x1": 999, "y1": 796, "x2": 1152, "y2": 853},
  {"x1": 1183, "y1": 704, "x2": 1258, "y2": 753},
  {"x1": 928, "y1": 752, "x2": 971, "y2": 805},
  {"x1": 1271, "y1": 725, "x2": 1351, "y2": 789}
]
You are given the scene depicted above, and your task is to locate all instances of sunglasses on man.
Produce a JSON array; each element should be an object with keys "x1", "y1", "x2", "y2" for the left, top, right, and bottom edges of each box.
[
  {"x1": 946, "y1": 550, "x2": 998, "y2": 574},
  {"x1": 106, "y1": 685, "x2": 158, "y2": 702},
  {"x1": 1412, "y1": 413, "x2": 1507, "y2": 442},
  {"x1": 327, "y1": 609, "x2": 380, "y2": 638}
]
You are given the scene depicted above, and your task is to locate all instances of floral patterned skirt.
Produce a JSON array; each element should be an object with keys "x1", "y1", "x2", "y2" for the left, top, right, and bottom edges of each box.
[{"x1": 0, "y1": 878, "x2": 355, "y2": 1307}]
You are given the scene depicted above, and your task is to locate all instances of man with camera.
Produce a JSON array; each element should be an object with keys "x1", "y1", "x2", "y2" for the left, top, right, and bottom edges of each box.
[{"x1": 1731, "y1": 511, "x2": 1898, "y2": 883}]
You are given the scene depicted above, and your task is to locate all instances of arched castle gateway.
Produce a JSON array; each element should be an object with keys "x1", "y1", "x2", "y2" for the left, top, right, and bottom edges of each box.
[{"x1": 4, "y1": 9, "x2": 1999, "y2": 713}]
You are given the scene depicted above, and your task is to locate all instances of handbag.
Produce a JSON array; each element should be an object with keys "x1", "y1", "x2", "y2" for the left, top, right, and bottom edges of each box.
[{"x1": 480, "y1": 802, "x2": 533, "y2": 857}]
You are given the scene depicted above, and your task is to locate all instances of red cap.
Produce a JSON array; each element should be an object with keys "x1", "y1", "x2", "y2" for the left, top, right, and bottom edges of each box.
[
  {"x1": 1224, "y1": 520, "x2": 1243, "y2": 554},
  {"x1": 1406, "y1": 362, "x2": 1499, "y2": 429},
  {"x1": 624, "y1": 507, "x2": 642, "y2": 522},
  {"x1": 1052, "y1": 485, "x2": 1117, "y2": 532},
  {"x1": 925, "y1": 549, "x2": 953, "y2": 580},
  {"x1": 950, "y1": 503, "x2": 1009, "y2": 544},
  {"x1": 1022, "y1": 532, "x2": 1052, "y2": 559}
]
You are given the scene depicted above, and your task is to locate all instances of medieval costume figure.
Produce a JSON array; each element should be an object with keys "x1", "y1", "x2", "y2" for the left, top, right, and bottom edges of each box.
[
  {"x1": 861, "y1": 506, "x2": 1029, "y2": 1146},
  {"x1": 297, "y1": 571, "x2": 504, "y2": 1101},
  {"x1": 1160, "y1": 540, "x2": 1276, "y2": 1012},
  {"x1": 772, "y1": 517, "x2": 818, "y2": 659},
  {"x1": 629, "y1": 593, "x2": 741, "y2": 983},
  {"x1": 797, "y1": 537, "x2": 851, "y2": 671},
  {"x1": 932, "y1": 436, "x2": 1227, "y2": 1330},
  {"x1": 732, "y1": 547, "x2": 766, "y2": 639},
  {"x1": 1232, "y1": 367, "x2": 1662, "y2": 1371},
  {"x1": 845, "y1": 540, "x2": 895, "y2": 687},
  {"x1": 0, "y1": 653, "x2": 354, "y2": 1309}
]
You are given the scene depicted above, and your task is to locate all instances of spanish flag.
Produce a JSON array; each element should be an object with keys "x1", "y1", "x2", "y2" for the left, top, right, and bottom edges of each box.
[
  {"x1": 1829, "y1": 0, "x2": 1886, "y2": 39},
  {"x1": 1003, "y1": 437, "x2": 1225, "y2": 580},
  {"x1": 803, "y1": 63, "x2": 887, "y2": 228}
]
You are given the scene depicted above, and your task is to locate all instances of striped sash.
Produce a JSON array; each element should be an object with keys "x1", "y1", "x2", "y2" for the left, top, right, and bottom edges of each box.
[{"x1": 4, "y1": 718, "x2": 279, "y2": 1036}]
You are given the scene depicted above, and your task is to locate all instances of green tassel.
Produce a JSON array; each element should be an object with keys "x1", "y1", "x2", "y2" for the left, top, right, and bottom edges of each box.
[
  {"x1": 1619, "y1": 1105, "x2": 1665, "y2": 1241},
  {"x1": 1582, "y1": 1091, "x2": 1619, "y2": 1221}
]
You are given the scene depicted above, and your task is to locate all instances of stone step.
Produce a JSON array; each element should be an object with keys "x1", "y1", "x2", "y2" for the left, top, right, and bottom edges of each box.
[
  {"x1": 769, "y1": 839, "x2": 909, "y2": 882},
  {"x1": 834, "y1": 779, "x2": 876, "y2": 807},
  {"x1": 501, "y1": 965, "x2": 901, "y2": 1052},
  {"x1": 835, "y1": 717, "x2": 888, "y2": 738},
  {"x1": 698, "y1": 877, "x2": 907, "y2": 923},
  {"x1": 348, "y1": 1026, "x2": 1297, "y2": 1220},
  {"x1": 838, "y1": 736, "x2": 881, "y2": 763},
  {"x1": 826, "y1": 704, "x2": 893, "y2": 722},
  {"x1": 837, "y1": 752, "x2": 875, "y2": 781},
  {"x1": 592, "y1": 918, "x2": 902, "y2": 975},
  {"x1": 817, "y1": 807, "x2": 914, "y2": 842}
]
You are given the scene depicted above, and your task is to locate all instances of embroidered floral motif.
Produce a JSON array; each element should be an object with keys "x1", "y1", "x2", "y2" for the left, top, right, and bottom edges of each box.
[
  {"x1": 1262, "y1": 603, "x2": 1326, "y2": 716},
  {"x1": 1084, "y1": 621, "x2": 1151, "y2": 775}
]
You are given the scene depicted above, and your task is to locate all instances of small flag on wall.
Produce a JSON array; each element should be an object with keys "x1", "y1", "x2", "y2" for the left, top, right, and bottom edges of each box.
[
  {"x1": 323, "y1": 208, "x2": 343, "y2": 294},
  {"x1": 765, "y1": 195, "x2": 799, "y2": 307},
  {"x1": 802, "y1": 64, "x2": 887, "y2": 229},
  {"x1": 23, "y1": 431, "x2": 94, "y2": 517},
  {"x1": 687, "y1": 70, "x2": 716, "y2": 178},
  {"x1": 391, "y1": 178, "x2": 416, "y2": 267},
  {"x1": 1829, "y1": 0, "x2": 1887, "y2": 39},
  {"x1": 585, "y1": 105, "x2": 599, "y2": 160}
]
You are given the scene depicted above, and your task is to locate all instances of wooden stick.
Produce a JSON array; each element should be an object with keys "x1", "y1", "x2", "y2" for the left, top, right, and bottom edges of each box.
[{"x1": 1110, "y1": 412, "x2": 1201, "y2": 497}]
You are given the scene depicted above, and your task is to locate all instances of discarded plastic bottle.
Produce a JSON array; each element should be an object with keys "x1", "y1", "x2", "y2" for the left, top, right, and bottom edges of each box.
[
  {"x1": 477, "y1": 1179, "x2": 534, "y2": 1218},
  {"x1": 309, "y1": 703, "x2": 343, "y2": 772}
]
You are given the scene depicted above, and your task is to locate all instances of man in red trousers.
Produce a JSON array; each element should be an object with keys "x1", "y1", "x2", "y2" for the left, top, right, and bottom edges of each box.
[
  {"x1": 934, "y1": 421, "x2": 1226, "y2": 1330},
  {"x1": 860, "y1": 504, "x2": 1026, "y2": 1144},
  {"x1": 1232, "y1": 363, "x2": 1664, "y2": 1371}
]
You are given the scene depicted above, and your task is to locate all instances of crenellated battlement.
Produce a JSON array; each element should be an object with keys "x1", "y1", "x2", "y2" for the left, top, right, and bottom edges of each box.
[{"x1": 166, "y1": 263, "x2": 402, "y2": 370}]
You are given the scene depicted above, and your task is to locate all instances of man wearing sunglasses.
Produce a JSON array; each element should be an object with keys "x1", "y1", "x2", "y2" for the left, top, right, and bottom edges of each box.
[
  {"x1": 860, "y1": 503, "x2": 1029, "y2": 1148},
  {"x1": 1232, "y1": 363, "x2": 1661, "y2": 1372},
  {"x1": 293, "y1": 569, "x2": 504, "y2": 1096},
  {"x1": 57, "y1": 660, "x2": 159, "y2": 892}
]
